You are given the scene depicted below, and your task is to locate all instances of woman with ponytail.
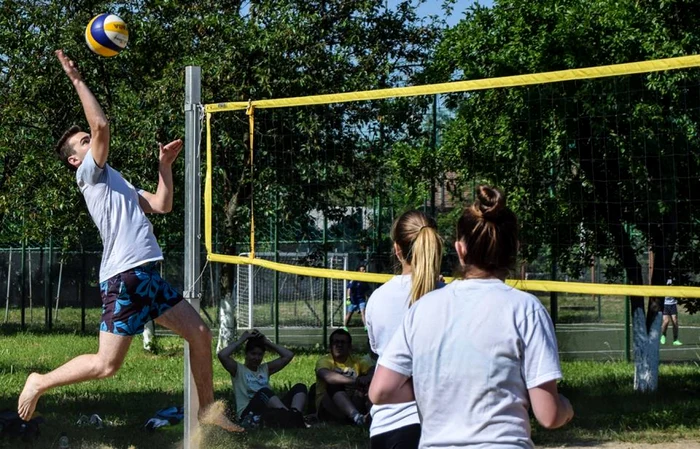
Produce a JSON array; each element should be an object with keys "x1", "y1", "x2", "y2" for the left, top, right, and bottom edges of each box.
[
  {"x1": 365, "y1": 210, "x2": 444, "y2": 449},
  {"x1": 370, "y1": 186, "x2": 574, "y2": 449}
]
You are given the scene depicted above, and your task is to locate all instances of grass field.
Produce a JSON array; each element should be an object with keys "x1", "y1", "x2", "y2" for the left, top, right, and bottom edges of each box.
[
  {"x1": 6, "y1": 292, "x2": 700, "y2": 330},
  {"x1": 1, "y1": 328, "x2": 700, "y2": 449}
]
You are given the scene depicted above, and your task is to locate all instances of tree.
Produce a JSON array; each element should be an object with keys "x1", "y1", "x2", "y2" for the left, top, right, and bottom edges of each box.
[
  {"x1": 1, "y1": 0, "x2": 439, "y2": 342},
  {"x1": 430, "y1": 0, "x2": 700, "y2": 391}
]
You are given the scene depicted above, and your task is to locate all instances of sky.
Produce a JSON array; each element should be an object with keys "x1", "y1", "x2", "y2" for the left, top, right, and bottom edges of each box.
[{"x1": 401, "y1": 0, "x2": 495, "y2": 27}]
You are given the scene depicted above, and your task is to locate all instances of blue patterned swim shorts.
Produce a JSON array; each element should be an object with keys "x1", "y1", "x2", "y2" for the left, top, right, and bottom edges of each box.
[{"x1": 99, "y1": 262, "x2": 183, "y2": 336}]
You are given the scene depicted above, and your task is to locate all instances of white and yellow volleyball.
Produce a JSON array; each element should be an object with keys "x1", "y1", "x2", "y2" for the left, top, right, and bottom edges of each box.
[{"x1": 85, "y1": 14, "x2": 128, "y2": 57}]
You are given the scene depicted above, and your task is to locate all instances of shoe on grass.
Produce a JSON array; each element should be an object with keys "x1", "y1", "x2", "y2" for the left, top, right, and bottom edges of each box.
[
  {"x1": 673, "y1": 340, "x2": 683, "y2": 346},
  {"x1": 660, "y1": 335, "x2": 666, "y2": 345}
]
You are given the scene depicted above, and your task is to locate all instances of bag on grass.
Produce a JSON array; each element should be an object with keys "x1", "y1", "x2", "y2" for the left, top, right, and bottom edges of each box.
[{"x1": 0, "y1": 410, "x2": 44, "y2": 442}]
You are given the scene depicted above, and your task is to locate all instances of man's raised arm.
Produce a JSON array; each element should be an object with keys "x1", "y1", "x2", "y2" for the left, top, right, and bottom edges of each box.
[{"x1": 56, "y1": 49, "x2": 109, "y2": 167}]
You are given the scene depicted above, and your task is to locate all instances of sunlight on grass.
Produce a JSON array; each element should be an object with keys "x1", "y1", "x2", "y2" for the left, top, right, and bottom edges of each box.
[{"x1": 1, "y1": 332, "x2": 699, "y2": 448}]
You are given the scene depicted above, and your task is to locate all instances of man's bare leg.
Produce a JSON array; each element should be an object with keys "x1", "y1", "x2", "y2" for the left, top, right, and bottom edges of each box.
[
  {"x1": 321, "y1": 391, "x2": 361, "y2": 421},
  {"x1": 343, "y1": 311, "x2": 353, "y2": 327},
  {"x1": 155, "y1": 300, "x2": 243, "y2": 432},
  {"x1": 661, "y1": 315, "x2": 670, "y2": 336},
  {"x1": 19, "y1": 332, "x2": 132, "y2": 420}
]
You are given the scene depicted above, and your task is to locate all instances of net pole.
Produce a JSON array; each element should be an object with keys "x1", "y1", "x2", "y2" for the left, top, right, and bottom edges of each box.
[
  {"x1": 80, "y1": 247, "x2": 86, "y2": 334},
  {"x1": 273, "y1": 191, "x2": 280, "y2": 344},
  {"x1": 4, "y1": 248, "x2": 12, "y2": 323},
  {"x1": 322, "y1": 215, "x2": 328, "y2": 349},
  {"x1": 45, "y1": 237, "x2": 52, "y2": 330},
  {"x1": 183, "y1": 65, "x2": 202, "y2": 449},
  {"x1": 623, "y1": 224, "x2": 631, "y2": 362},
  {"x1": 20, "y1": 240, "x2": 25, "y2": 329},
  {"x1": 53, "y1": 254, "x2": 63, "y2": 322},
  {"x1": 248, "y1": 264, "x2": 253, "y2": 329},
  {"x1": 430, "y1": 94, "x2": 437, "y2": 218}
]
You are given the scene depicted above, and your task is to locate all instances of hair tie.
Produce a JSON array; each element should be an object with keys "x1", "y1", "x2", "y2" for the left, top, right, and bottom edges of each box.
[{"x1": 418, "y1": 225, "x2": 431, "y2": 232}]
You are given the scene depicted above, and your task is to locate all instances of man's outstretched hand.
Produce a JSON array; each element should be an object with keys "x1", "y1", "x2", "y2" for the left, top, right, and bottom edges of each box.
[
  {"x1": 159, "y1": 139, "x2": 183, "y2": 165},
  {"x1": 55, "y1": 50, "x2": 83, "y2": 84}
]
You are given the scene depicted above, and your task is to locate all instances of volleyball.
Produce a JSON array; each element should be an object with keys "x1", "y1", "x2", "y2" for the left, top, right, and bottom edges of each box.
[{"x1": 85, "y1": 14, "x2": 128, "y2": 57}]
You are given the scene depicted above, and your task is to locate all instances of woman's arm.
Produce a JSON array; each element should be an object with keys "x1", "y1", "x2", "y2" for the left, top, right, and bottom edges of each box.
[
  {"x1": 528, "y1": 380, "x2": 574, "y2": 429},
  {"x1": 368, "y1": 365, "x2": 415, "y2": 405}
]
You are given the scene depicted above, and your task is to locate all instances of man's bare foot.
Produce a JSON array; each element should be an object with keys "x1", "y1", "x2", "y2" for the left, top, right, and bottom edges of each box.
[
  {"x1": 18, "y1": 373, "x2": 43, "y2": 421},
  {"x1": 200, "y1": 412, "x2": 245, "y2": 432}
]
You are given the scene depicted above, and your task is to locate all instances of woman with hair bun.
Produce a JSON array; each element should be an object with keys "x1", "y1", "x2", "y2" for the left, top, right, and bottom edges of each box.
[
  {"x1": 369, "y1": 186, "x2": 573, "y2": 449},
  {"x1": 365, "y1": 210, "x2": 444, "y2": 449}
]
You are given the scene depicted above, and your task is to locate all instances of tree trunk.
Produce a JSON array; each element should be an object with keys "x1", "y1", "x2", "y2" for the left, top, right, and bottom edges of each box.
[
  {"x1": 632, "y1": 306, "x2": 662, "y2": 392},
  {"x1": 143, "y1": 320, "x2": 156, "y2": 352},
  {"x1": 217, "y1": 231, "x2": 239, "y2": 351},
  {"x1": 217, "y1": 288, "x2": 237, "y2": 351},
  {"x1": 216, "y1": 121, "x2": 253, "y2": 350}
]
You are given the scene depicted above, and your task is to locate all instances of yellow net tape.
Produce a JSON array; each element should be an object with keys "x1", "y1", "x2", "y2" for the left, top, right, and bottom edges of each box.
[
  {"x1": 205, "y1": 112, "x2": 213, "y2": 254},
  {"x1": 207, "y1": 253, "x2": 700, "y2": 297},
  {"x1": 204, "y1": 55, "x2": 700, "y2": 113},
  {"x1": 246, "y1": 103, "x2": 255, "y2": 259},
  {"x1": 204, "y1": 55, "x2": 700, "y2": 299}
]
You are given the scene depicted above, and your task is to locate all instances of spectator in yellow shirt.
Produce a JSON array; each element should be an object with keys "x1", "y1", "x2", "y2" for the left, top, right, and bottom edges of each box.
[{"x1": 314, "y1": 328, "x2": 373, "y2": 425}]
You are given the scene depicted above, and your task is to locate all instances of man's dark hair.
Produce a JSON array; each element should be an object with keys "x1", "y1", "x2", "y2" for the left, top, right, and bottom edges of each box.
[
  {"x1": 55, "y1": 125, "x2": 81, "y2": 171},
  {"x1": 329, "y1": 328, "x2": 352, "y2": 347}
]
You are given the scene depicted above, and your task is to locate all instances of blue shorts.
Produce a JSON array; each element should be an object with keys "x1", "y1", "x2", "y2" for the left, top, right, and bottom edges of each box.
[
  {"x1": 99, "y1": 262, "x2": 183, "y2": 336},
  {"x1": 346, "y1": 299, "x2": 366, "y2": 313}
]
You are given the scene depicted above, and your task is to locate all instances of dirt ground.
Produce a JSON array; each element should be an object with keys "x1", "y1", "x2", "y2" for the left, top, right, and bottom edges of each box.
[{"x1": 545, "y1": 441, "x2": 700, "y2": 449}]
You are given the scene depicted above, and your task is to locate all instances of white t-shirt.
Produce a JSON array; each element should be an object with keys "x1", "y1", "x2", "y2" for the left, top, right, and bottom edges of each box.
[
  {"x1": 365, "y1": 275, "x2": 421, "y2": 437},
  {"x1": 232, "y1": 362, "x2": 270, "y2": 418},
  {"x1": 77, "y1": 149, "x2": 163, "y2": 282},
  {"x1": 379, "y1": 279, "x2": 562, "y2": 449},
  {"x1": 664, "y1": 278, "x2": 677, "y2": 305}
]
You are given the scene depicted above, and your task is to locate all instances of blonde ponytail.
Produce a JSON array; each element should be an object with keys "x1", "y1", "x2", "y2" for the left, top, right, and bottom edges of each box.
[{"x1": 408, "y1": 225, "x2": 443, "y2": 306}]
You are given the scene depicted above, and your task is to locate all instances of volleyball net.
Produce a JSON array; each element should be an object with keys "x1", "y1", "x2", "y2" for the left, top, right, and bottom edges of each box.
[{"x1": 201, "y1": 55, "x2": 700, "y2": 330}]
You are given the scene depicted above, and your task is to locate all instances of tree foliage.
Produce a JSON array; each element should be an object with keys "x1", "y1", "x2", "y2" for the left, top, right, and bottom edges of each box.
[
  {"x1": 0, "y1": 0, "x2": 440, "y2": 303},
  {"x1": 430, "y1": 0, "x2": 700, "y2": 317}
]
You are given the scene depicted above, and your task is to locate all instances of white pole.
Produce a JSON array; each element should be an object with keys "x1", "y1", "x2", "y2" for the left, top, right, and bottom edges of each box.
[
  {"x1": 4, "y1": 249, "x2": 12, "y2": 323},
  {"x1": 53, "y1": 255, "x2": 64, "y2": 321},
  {"x1": 184, "y1": 65, "x2": 202, "y2": 449},
  {"x1": 329, "y1": 254, "x2": 335, "y2": 328},
  {"x1": 248, "y1": 264, "x2": 253, "y2": 329},
  {"x1": 343, "y1": 255, "x2": 348, "y2": 312}
]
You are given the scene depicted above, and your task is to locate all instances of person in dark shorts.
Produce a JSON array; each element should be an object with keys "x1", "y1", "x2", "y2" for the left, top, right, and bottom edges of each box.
[
  {"x1": 344, "y1": 265, "x2": 370, "y2": 330},
  {"x1": 314, "y1": 328, "x2": 374, "y2": 426},
  {"x1": 661, "y1": 274, "x2": 683, "y2": 346},
  {"x1": 18, "y1": 50, "x2": 241, "y2": 432},
  {"x1": 218, "y1": 329, "x2": 307, "y2": 426}
]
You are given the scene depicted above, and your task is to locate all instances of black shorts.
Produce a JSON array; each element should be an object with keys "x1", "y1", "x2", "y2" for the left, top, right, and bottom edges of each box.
[
  {"x1": 241, "y1": 383, "x2": 308, "y2": 418},
  {"x1": 370, "y1": 424, "x2": 421, "y2": 449},
  {"x1": 317, "y1": 383, "x2": 369, "y2": 423},
  {"x1": 663, "y1": 304, "x2": 678, "y2": 316}
]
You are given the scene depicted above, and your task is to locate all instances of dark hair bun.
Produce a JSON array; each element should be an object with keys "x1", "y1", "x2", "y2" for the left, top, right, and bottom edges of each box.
[{"x1": 475, "y1": 185, "x2": 506, "y2": 220}]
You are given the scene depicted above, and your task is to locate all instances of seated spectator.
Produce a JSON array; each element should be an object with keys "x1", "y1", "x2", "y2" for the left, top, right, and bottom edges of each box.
[
  {"x1": 314, "y1": 328, "x2": 374, "y2": 425},
  {"x1": 218, "y1": 329, "x2": 307, "y2": 425}
]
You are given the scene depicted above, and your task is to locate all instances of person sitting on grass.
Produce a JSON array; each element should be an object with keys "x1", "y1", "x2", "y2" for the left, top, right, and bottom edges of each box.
[
  {"x1": 217, "y1": 329, "x2": 307, "y2": 426},
  {"x1": 370, "y1": 185, "x2": 574, "y2": 448},
  {"x1": 314, "y1": 328, "x2": 373, "y2": 426}
]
